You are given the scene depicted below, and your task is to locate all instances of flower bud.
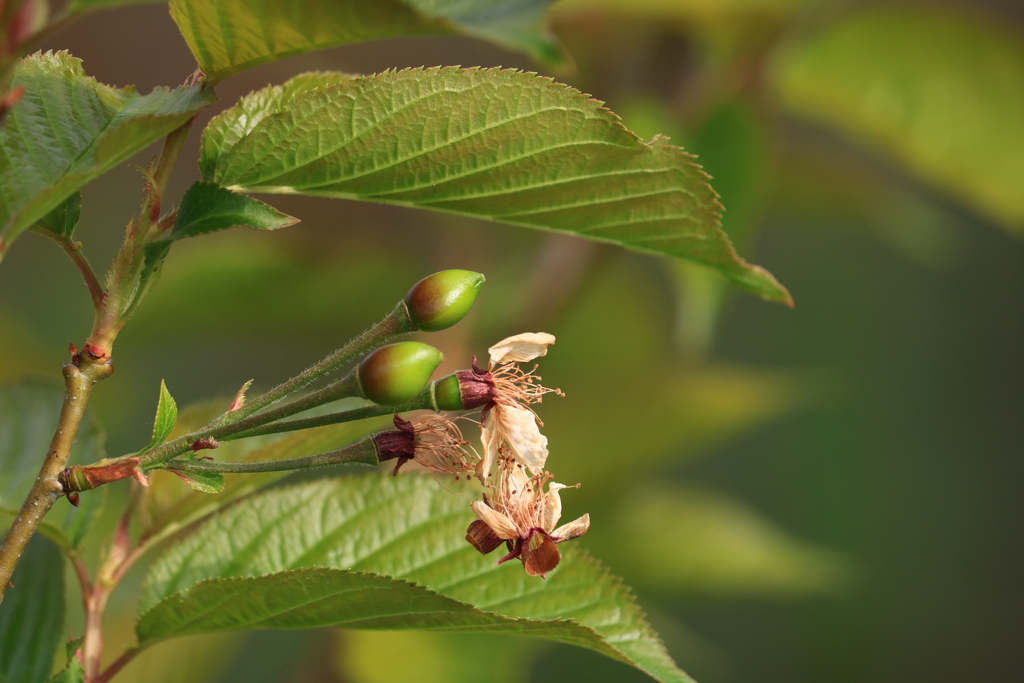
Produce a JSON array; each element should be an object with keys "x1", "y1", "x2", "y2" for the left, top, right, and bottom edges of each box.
[
  {"x1": 357, "y1": 342, "x2": 442, "y2": 406},
  {"x1": 405, "y1": 270, "x2": 485, "y2": 332}
]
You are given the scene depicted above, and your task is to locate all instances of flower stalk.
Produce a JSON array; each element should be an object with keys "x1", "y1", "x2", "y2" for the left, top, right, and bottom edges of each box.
[{"x1": 162, "y1": 438, "x2": 379, "y2": 475}]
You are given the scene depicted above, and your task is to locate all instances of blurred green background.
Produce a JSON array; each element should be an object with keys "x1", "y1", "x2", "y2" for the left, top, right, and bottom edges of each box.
[{"x1": 1, "y1": 0, "x2": 1022, "y2": 681}]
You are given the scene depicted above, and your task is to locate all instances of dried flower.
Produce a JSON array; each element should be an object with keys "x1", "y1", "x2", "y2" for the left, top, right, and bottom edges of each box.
[
  {"x1": 467, "y1": 455, "x2": 589, "y2": 578},
  {"x1": 375, "y1": 414, "x2": 479, "y2": 476},
  {"x1": 435, "y1": 333, "x2": 562, "y2": 480}
]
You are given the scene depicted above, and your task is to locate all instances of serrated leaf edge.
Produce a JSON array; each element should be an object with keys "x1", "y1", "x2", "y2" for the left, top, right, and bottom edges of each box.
[{"x1": 136, "y1": 565, "x2": 665, "y2": 675}]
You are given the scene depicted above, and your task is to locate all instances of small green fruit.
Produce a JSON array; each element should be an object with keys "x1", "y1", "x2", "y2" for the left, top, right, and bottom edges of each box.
[
  {"x1": 357, "y1": 342, "x2": 443, "y2": 405},
  {"x1": 405, "y1": 270, "x2": 485, "y2": 332},
  {"x1": 434, "y1": 373, "x2": 464, "y2": 411}
]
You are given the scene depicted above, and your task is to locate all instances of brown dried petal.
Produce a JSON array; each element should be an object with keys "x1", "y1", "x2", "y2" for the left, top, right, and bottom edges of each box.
[
  {"x1": 465, "y1": 519, "x2": 503, "y2": 555},
  {"x1": 522, "y1": 532, "x2": 561, "y2": 577}
]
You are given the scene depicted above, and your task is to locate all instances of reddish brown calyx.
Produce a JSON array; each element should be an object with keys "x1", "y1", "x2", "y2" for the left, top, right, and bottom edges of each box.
[
  {"x1": 496, "y1": 528, "x2": 561, "y2": 578},
  {"x1": 60, "y1": 458, "x2": 149, "y2": 501},
  {"x1": 455, "y1": 357, "x2": 499, "y2": 410},
  {"x1": 373, "y1": 414, "x2": 417, "y2": 475},
  {"x1": 190, "y1": 437, "x2": 219, "y2": 452}
]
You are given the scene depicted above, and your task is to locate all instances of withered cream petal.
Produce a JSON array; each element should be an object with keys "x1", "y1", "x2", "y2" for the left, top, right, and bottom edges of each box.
[
  {"x1": 543, "y1": 482, "x2": 569, "y2": 530},
  {"x1": 471, "y1": 500, "x2": 520, "y2": 540},
  {"x1": 497, "y1": 405, "x2": 548, "y2": 473},
  {"x1": 477, "y1": 414, "x2": 502, "y2": 482},
  {"x1": 488, "y1": 332, "x2": 556, "y2": 366},
  {"x1": 552, "y1": 513, "x2": 590, "y2": 542}
]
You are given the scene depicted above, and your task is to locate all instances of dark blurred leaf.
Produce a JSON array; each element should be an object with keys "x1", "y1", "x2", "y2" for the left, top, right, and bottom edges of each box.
[
  {"x1": 0, "y1": 537, "x2": 65, "y2": 683},
  {"x1": 671, "y1": 99, "x2": 771, "y2": 354},
  {"x1": 204, "y1": 68, "x2": 789, "y2": 304},
  {"x1": 141, "y1": 475, "x2": 693, "y2": 683},
  {"x1": 66, "y1": 0, "x2": 162, "y2": 12},
  {"x1": 131, "y1": 237, "x2": 416, "y2": 342},
  {"x1": 169, "y1": 182, "x2": 299, "y2": 240},
  {"x1": 0, "y1": 52, "x2": 215, "y2": 258},
  {"x1": 555, "y1": 0, "x2": 813, "y2": 23},
  {"x1": 535, "y1": 257, "x2": 809, "y2": 495},
  {"x1": 0, "y1": 381, "x2": 107, "y2": 549},
  {"x1": 169, "y1": 0, "x2": 561, "y2": 83},
  {"x1": 771, "y1": 5, "x2": 1024, "y2": 232},
  {"x1": 30, "y1": 192, "x2": 81, "y2": 240},
  {"x1": 592, "y1": 484, "x2": 848, "y2": 596},
  {"x1": 341, "y1": 629, "x2": 535, "y2": 683}
]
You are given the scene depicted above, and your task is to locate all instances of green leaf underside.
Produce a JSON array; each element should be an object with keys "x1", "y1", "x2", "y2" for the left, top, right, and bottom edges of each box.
[
  {"x1": 771, "y1": 5, "x2": 1024, "y2": 232},
  {"x1": 205, "y1": 67, "x2": 789, "y2": 304},
  {"x1": 0, "y1": 537, "x2": 65, "y2": 683},
  {"x1": 168, "y1": 469, "x2": 225, "y2": 494},
  {"x1": 0, "y1": 381, "x2": 106, "y2": 549},
  {"x1": 142, "y1": 475, "x2": 691, "y2": 683},
  {"x1": 140, "y1": 178, "x2": 298, "y2": 289},
  {"x1": 169, "y1": 0, "x2": 560, "y2": 84},
  {"x1": 169, "y1": 181, "x2": 299, "y2": 240},
  {"x1": 0, "y1": 52, "x2": 215, "y2": 254},
  {"x1": 149, "y1": 380, "x2": 178, "y2": 451},
  {"x1": 199, "y1": 72, "x2": 357, "y2": 180},
  {"x1": 31, "y1": 192, "x2": 81, "y2": 239}
]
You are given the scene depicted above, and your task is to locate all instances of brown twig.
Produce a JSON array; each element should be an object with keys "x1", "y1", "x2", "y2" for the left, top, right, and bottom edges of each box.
[{"x1": 0, "y1": 357, "x2": 111, "y2": 603}]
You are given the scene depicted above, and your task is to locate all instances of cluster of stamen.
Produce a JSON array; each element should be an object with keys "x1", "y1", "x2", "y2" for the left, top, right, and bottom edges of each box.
[
  {"x1": 489, "y1": 454, "x2": 544, "y2": 530},
  {"x1": 490, "y1": 363, "x2": 564, "y2": 410},
  {"x1": 412, "y1": 415, "x2": 478, "y2": 477}
]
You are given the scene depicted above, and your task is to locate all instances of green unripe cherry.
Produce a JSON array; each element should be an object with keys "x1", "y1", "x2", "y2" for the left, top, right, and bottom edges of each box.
[
  {"x1": 434, "y1": 373, "x2": 464, "y2": 411},
  {"x1": 357, "y1": 342, "x2": 443, "y2": 406},
  {"x1": 405, "y1": 270, "x2": 485, "y2": 332}
]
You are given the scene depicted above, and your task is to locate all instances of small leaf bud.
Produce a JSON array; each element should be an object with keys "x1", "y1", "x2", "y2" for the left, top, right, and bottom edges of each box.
[
  {"x1": 357, "y1": 342, "x2": 443, "y2": 405},
  {"x1": 405, "y1": 270, "x2": 485, "y2": 332}
]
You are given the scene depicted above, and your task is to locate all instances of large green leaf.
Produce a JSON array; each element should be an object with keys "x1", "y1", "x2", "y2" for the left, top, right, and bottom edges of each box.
[
  {"x1": 199, "y1": 71, "x2": 356, "y2": 180},
  {"x1": 0, "y1": 51, "x2": 215, "y2": 258},
  {"x1": 770, "y1": 5, "x2": 1024, "y2": 233},
  {"x1": 141, "y1": 475, "x2": 692, "y2": 683},
  {"x1": 0, "y1": 380, "x2": 107, "y2": 550},
  {"x1": 169, "y1": 0, "x2": 561, "y2": 84},
  {"x1": 0, "y1": 537, "x2": 65, "y2": 683},
  {"x1": 204, "y1": 68, "x2": 790, "y2": 304}
]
